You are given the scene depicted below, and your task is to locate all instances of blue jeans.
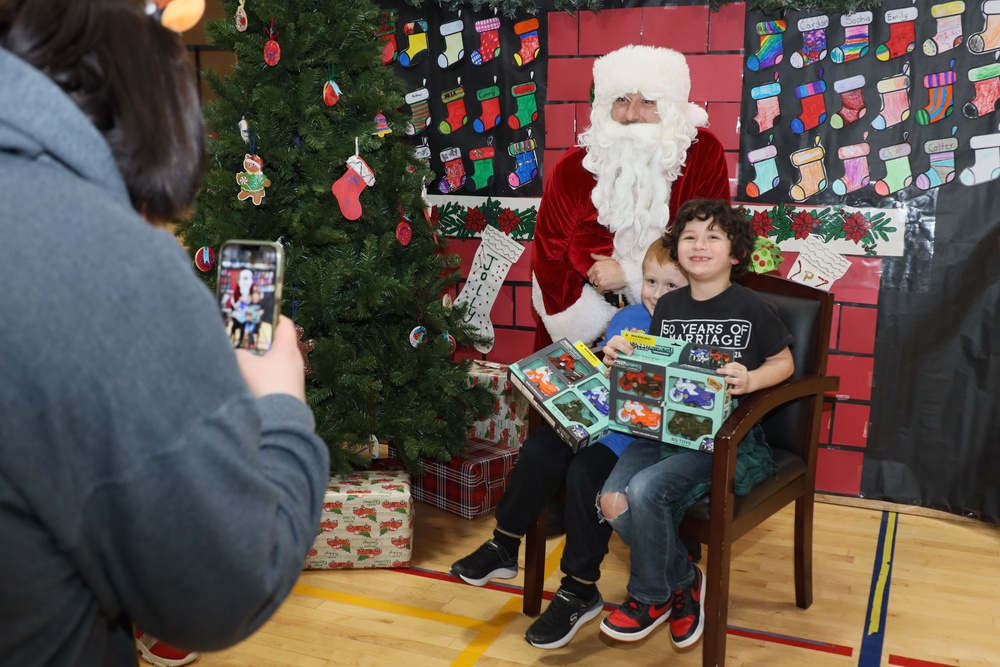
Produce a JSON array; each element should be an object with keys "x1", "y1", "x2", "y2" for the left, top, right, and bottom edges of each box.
[{"x1": 599, "y1": 438, "x2": 713, "y2": 604}]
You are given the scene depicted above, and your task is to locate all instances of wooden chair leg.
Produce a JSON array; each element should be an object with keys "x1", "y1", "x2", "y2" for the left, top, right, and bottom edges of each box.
[
  {"x1": 702, "y1": 536, "x2": 731, "y2": 667},
  {"x1": 522, "y1": 505, "x2": 548, "y2": 617},
  {"x1": 794, "y1": 493, "x2": 814, "y2": 609}
]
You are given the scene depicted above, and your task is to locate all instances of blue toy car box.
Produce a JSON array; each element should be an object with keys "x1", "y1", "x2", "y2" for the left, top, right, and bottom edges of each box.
[
  {"x1": 608, "y1": 332, "x2": 734, "y2": 452},
  {"x1": 508, "y1": 338, "x2": 612, "y2": 452}
]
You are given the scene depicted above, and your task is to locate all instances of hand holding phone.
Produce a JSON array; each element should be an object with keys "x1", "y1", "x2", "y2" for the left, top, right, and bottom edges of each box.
[
  {"x1": 236, "y1": 315, "x2": 306, "y2": 402},
  {"x1": 216, "y1": 240, "x2": 284, "y2": 354}
]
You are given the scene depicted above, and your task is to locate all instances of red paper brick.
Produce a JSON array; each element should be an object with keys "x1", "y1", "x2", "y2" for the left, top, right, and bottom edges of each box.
[
  {"x1": 579, "y1": 8, "x2": 642, "y2": 55},
  {"x1": 815, "y1": 447, "x2": 864, "y2": 495},
  {"x1": 838, "y1": 305, "x2": 878, "y2": 354},
  {"x1": 576, "y1": 102, "x2": 593, "y2": 131},
  {"x1": 687, "y1": 54, "x2": 743, "y2": 103},
  {"x1": 543, "y1": 149, "x2": 567, "y2": 187},
  {"x1": 544, "y1": 103, "x2": 578, "y2": 149},
  {"x1": 640, "y1": 6, "x2": 710, "y2": 53},
  {"x1": 709, "y1": 2, "x2": 747, "y2": 52},
  {"x1": 705, "y1": 102, "x2": 741, "y2": 151},
  {"x1": 724, "y1": 151, "x2": 739, "y2": 182},
  {"x1": 827, "y1": 354, "x2": 873, "y2": 402},
  {"x1": 489, "y1": 328, "x2": 537, "y2": 365},
  {"x1": 829, "y1": 302, "x2": 841, "y2": 350},
  {"x1": 514, "y1": 283, "x2": 535, "y2": 328},
  {"x1": 546, "y1": 58, "x2": 595, "y2": 102},
  {"x1": 831, "y1": 402, "x2": 870, "y2": 448},
  {"x1": 547, "y1": 10, "x2": 579, "y2": 56}
]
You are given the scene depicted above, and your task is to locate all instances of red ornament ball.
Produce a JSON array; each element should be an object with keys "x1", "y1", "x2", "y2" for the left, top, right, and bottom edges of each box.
[
  {"x1": 194, "y1": 246, "x2": 216, "y2": 272},
  {"x1": 396, "y1": 221, "x2": 413, "y2": 246}
]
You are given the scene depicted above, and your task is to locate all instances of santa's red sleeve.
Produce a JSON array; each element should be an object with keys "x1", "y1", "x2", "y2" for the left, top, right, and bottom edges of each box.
[{"x1": 530, "y1": 147, "x2": 618, "y2": 348}]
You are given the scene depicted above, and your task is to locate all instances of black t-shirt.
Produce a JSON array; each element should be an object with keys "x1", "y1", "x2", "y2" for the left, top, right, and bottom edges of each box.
[{"x1": 650, "y1": 283, "x2": 794, "y2": 371}]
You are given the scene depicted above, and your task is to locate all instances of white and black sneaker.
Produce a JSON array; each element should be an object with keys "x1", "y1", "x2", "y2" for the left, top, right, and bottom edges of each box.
[
  {"x1": 524, "y1": 587, "x2": 603, "y2": 649},
  {"x1": 450, "y1": 539, "x2": 518, "y2": 586}
]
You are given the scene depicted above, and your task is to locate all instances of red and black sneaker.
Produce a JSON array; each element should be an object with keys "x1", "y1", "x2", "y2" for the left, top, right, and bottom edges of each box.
[
  {"x1": 599, "y1": 595, "x2": 670, "y2": 642},
  {"x1": 670, "y1": 564, "x2": 706, "y2": 649}
]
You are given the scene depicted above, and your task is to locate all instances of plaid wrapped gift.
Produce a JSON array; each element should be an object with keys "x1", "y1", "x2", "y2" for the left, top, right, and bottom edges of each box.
[
  {"x1": 391, "y1": 437, "x2": 519, "y2": 520},
  {"x1": 303, "y1": 470, "x2": 413, "y2": 570},
  {"x1": 467, "y1": 360, "x2": 529, "y2": 448}
]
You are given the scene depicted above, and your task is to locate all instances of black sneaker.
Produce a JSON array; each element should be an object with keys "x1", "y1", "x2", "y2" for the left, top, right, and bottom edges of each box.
[
  {"x1": 450, "y1": 540, "x2": 518, "y2": 586},
  {"x1": 670, "y1": 564, "x2": 706, "y2": 648},
  {"x1": 524, "y1": 587, "x2": 603, "y2": 649},
  {"x1": 599, "y1": 595, "x2": 670, "y2": 642}
]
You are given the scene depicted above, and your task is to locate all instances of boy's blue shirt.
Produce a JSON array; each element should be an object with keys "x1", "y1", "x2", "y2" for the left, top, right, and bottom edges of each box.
[{"x1": 596, "y1": 304, "x2": 651, "y2": 456}]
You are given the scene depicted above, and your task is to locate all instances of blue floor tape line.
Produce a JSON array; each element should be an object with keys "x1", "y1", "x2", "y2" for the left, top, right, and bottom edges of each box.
[{"x1": 858, "y1": 511, "x2": 898, "y2": 667}]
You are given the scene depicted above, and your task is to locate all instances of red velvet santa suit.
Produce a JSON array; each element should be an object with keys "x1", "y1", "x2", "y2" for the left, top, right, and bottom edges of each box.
[{"x1": 531, "y1": 128, "x2": 730, "y2": 348}]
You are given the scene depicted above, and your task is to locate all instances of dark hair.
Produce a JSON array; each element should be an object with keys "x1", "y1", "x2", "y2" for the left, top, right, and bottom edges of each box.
[
  {"x1": 664, "y1": 198, "x2": 755, "y2": 278},
  {"x1": 0, "y1": 0, "x2": 206, "y2": 222}
]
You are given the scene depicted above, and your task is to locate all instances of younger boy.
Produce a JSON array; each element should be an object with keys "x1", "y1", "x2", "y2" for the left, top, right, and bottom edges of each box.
[
  {"x1": 597, "y1": 198, "x2": 794, "y2": 648},
  {"x1": 450, "y1": 241, "x2": 686, "y2": 650}
]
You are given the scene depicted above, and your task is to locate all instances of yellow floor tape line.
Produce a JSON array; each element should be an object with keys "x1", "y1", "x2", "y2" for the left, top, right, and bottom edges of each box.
[{"x1": 294, "y1": 537, "x2": 570, "y2": 667}]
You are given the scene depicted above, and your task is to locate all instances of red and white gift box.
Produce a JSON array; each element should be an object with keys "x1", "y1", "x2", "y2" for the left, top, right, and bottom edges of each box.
[
  {"x1": 393, "y1": 437, "x2": 519, "y2": 520},
  {"x1": 303, "y1": 470, "x2": 413, "y2": 570},
  {"x1": 467, "y1": 360, "x2": 529, "y2": 448}
]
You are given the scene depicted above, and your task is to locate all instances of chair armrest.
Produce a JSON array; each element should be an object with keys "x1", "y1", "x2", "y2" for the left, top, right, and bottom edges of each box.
[{"x1": 715, "y1": 374, "x2": 840, "y2": 453}]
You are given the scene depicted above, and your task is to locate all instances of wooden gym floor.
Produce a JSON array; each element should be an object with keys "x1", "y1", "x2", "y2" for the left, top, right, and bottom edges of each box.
[{"x1": 194, "y1": 498, "x2": 1000, "y2": 667}]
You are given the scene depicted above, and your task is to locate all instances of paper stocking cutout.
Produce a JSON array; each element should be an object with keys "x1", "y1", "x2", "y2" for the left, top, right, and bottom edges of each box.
[
  {"x1": 471, "y1": 17, "x2": 501, "y2": 65},
  {"x1": 960, "y1": 132, "x2": 1000, "y2": 186},
  {"x1": 745, "y1": 144, "x2": 779, "y2": 198},
  {"x1": 790, "y1": 71, "x2": 827, "y2": 134},
  {"x1": 437, "y1": 19, "x2": 465, "y2": 69},
  {"x1": 507, "y1": 138, "x2": 538, "y2": 189},
  {"x1": 454, "y1": 225, "x2": 526, "y2": 353},
  {"x1": 831, "y1": 138, "x2": 871, "y2": 195},
  {"x1": 787, "y1": 235, "x2": 851, "y2": 291},
  {"x1": 512, "y1": 18, "x2": 541, "y2": 66},
  {"x1": 746, "y1": 20, "x2": 786, "y2": 71},
  {"x1": 398, "y1": 20, "x2": 429, "y2": 67},
  {"x1": 790, "y1": 15, "x2": 829, "y2": 68},
  {"x1": 923, "y1": 1, "x2": 965, "y2": 55},
  {"x1": 749, "y1": 77, "x2": 782, "y2": 134},
  {"x1": 915, "y1": 61, "x2": 957, "y2": 126},
  {"x1": 830, "y1": 74, "x2": 867, "y2": 129},
  {"x1": 437, "y1": 147, "x2": 466, "y2": 193},
  {"x1": 789, "y1": 139, "x2": 828, "y2": 202},
  {"x1": 962, "y1": 62, "x2": 1000, "y2": 119},
  {"x1": 376, "y1": 14, "x2": 397, "y2": 64},
  {"x1": 507, "y1": 81, "x2": 538, "y2": 130},
  {"x1": 332, "y1": 155, "x2": 376, "y2": 220},
  {"x1": 916, "y1": 130, "x2": 959, "y2": 190},
  {"x1": 874, "y1": 137, "x2": 913, "y2": 196},
  {"x1": 473, "y1": 85, "x2": 502, "y2": 133},
  {"x1": 968, "y1": 0, "x2": 1000, "y2": 53},
  {"x1": 466, "y1": 145, "x2": 495, "y2": 191},
  {"x1": 871, "y1": 65, "x2": 911, "y2": 130},
  {"x1": 876, "y1": 7, "x2": 918, "y2": 61},
  {"x1": 831, "y1": 11, "x2": 872, "y2": 63},
  {"x1": 438, "y1": 85, "x2": 468, "y2": 135},
  {"x1": 404, "y1": 87, "x2": 431, "y2": 135}
]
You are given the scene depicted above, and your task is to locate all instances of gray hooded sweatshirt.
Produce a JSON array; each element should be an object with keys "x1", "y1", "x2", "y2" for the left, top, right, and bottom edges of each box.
[{"x1": 0, "y1": 47, "x2": 330, "y2": 666}]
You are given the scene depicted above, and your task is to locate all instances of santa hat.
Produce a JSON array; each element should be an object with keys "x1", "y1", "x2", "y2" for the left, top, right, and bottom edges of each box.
[{"x1": 591, "y1": 45, "x2": 708, "y2": 127}]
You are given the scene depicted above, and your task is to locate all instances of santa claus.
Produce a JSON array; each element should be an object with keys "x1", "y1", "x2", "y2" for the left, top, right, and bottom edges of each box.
[{"x1": 531, "y1": 45, "x2": 731, "y2": 348}]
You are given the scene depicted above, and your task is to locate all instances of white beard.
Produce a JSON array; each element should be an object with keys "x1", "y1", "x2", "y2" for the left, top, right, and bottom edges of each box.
[{"x1": 579, "y1": 114, "x2": 696, "y2": 302}]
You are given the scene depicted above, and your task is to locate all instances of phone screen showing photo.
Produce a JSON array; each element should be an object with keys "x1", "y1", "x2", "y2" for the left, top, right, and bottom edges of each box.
[{"x1": 218, "y1": 243, "x2": 280, "y2": 353}]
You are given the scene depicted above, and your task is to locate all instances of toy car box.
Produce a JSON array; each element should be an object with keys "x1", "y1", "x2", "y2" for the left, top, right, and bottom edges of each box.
[
  {"x1": 508, "y1": 338, "x2": 612, "y2": 452},
  {"x1": 609, "y1": 332, "x2": 734, "y2": 453}
]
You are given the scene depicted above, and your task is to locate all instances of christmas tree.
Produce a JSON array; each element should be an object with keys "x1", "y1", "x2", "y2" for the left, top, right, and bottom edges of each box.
[{"x1": 179, "y1": 0, "x2": 493, "y2": 474}]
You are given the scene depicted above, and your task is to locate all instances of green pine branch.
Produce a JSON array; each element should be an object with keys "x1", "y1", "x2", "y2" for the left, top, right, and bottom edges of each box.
[{"x1": 178, "y1": 0, "x2": 494, "y2": 475}]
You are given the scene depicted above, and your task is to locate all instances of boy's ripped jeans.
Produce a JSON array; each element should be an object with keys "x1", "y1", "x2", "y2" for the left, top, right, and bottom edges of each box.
[{"x1": 597, "y1": 439, "x2": 712, "y2": 604}]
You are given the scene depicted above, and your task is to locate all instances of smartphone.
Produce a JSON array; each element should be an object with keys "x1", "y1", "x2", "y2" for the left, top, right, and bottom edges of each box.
[{"x1": 216, "y1": 240, "x2": 284, "y2": 354}]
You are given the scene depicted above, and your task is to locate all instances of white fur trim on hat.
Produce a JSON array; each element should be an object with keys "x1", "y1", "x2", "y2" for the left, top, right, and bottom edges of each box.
[{"x1": 592, "y1": 45, "x2": 691, "y2": 108}]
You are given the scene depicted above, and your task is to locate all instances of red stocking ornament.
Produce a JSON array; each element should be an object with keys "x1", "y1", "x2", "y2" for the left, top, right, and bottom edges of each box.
[{"x1": 331, "y1": 154, "x2": 376, "y2": 220}]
